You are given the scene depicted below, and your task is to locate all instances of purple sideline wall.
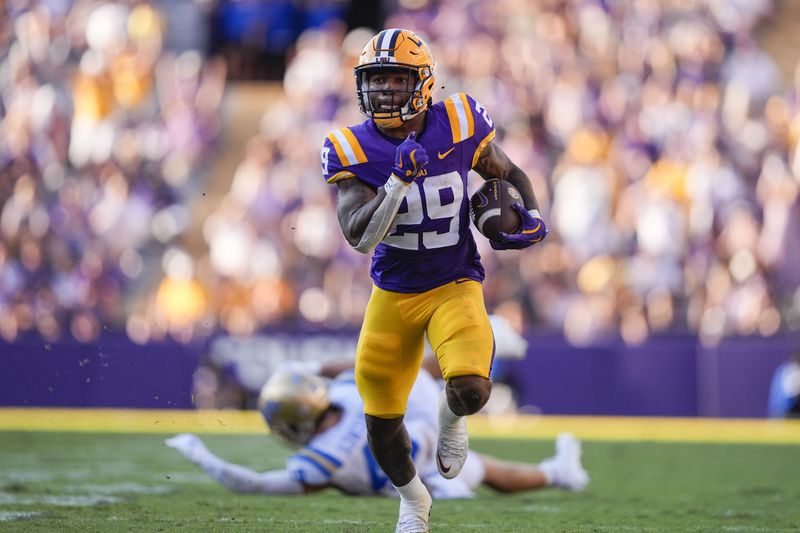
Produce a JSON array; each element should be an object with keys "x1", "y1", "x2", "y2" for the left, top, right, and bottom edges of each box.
[
  {"x1": 502, "y1": 335, "x2": 700, "y2": 417},
  {"x1": 0, "y1": 332, "x2": 797, "y2": 417},
  {"x1": 502, "y1": 333, "x2": 799, "y2": 418},
  {"x1": 0, "y1": 334, "x2": 201, "y2": 408}
]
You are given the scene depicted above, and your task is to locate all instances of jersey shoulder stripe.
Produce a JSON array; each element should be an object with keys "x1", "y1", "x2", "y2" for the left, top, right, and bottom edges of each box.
[
  {"x1": 290, "y1": 454, "x2": 334, "y2": 478},
  {"x1": 443, "y1": 93, "x2": 475, "y2": 144},
  {"x1": 326, "y1": 170, "x2": 356, "y2": 184},
  {"x1": 291, "y1": 448, "x2": 339, "y2": 477},
  {"x1": 471, "y1": 128, "x2": 496, "y2": 169},
  {"x1": 327, "y1": 127, "x2": 368, "y2": 167},
  {"x1": 306, "y1": 445, "x2": 344, "y2": 467}
]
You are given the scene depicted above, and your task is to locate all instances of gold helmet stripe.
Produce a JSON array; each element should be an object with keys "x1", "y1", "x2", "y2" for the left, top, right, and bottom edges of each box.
[
  {"x1": 444, "y1": 93, "x2": 475, "y2": 143},
  {"x1": 327, "y1": 128, "x2": 367, "y2": 166}
]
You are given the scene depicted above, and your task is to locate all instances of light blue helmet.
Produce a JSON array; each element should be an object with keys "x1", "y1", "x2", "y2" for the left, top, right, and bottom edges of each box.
[{"x1": 257, "y1": 368, "x2": 330, "y2": 446}]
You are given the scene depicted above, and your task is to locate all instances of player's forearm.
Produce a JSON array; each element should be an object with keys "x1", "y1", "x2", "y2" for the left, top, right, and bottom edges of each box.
[
  {"x1": 353, "y1": 175, "x2": 410, "y2": 253},
  {"x1": 474, "y1": 143, "x2": 540, "y2": 212},
  {"x1": 196, "y1": 454, "x2": 304, "y2": 495},
  {"x1": 336, "y1": 181, "x2": 385, "y2": 248},
  {"x1": 504, "y1": 165, "x2": 540, "y2": 212},
  {"x1": 343, "y1": 195, "x2": 385, "y2": 245}
]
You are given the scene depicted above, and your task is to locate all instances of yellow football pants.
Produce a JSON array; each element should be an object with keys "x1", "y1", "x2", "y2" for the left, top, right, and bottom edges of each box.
[{"x1": 355, "y1": 279, "x2": 495, "y2": 418}]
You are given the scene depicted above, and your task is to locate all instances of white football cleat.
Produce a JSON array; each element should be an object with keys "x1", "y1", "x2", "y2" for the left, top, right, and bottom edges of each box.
[
  {"x1": 395, "y1": 490, "x2": 432, "y2": 533},
  {"x1": 436, "y1": 393, "x2": 468, "y2": 479},
  {"x1": 540, "y1": 432, "x2": 590, "y2": 492},
  {"x1": 164, "y1": 433, "x2": 210, "y2": 465}
]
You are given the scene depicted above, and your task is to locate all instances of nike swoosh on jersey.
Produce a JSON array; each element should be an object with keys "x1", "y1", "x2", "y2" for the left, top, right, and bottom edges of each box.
[{"x1": 437, "y1": 147, "x2": 455, "y2": 159}]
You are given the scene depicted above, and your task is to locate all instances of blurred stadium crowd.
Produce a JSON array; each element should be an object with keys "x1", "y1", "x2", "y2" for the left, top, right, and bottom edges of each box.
[
  {"x1": 0, "y1": 0, "x2": 226, "y2": 342},
  {"x1": 2, "y1": 0, "x2": 800, "y2": 347}
]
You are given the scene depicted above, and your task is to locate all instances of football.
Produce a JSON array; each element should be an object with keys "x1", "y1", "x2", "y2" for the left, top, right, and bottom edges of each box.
[{"x1": 469, "y1": 179, "x2": 523, "y2": 242}]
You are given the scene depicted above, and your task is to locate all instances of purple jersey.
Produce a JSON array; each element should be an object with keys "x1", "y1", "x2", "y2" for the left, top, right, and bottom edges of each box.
[{"x1": 322, "y1": 93, "x2": 496, "y2": 293}]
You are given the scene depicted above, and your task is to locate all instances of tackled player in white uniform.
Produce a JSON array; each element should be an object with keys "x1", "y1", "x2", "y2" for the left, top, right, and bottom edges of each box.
[{"x1": 166, "y1": 368, "x2": 588, "y2": 499}]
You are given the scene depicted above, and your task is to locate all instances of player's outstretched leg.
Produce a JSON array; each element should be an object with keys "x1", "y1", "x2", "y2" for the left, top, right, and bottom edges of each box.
[
  {"x1": 538, "y1": 432, "x2": 590, "y2": 492},
  {"x1": 436, "y1": 389, "x2": 469, "y2": 479}
]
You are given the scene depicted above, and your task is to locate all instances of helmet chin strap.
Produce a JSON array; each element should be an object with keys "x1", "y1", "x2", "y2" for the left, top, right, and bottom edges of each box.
[
  {"x1": 371, "y1": 93, "x2": 422, "y2": 128},
  {"x1": 374, "y1": 107, "x2": 423, "y2": 128},
  {"x1": 374, "y1": 116, "x2": 406, "y2": 128}
]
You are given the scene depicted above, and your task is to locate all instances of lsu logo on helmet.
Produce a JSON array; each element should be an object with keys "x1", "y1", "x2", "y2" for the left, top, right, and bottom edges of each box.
[{"x1": 354, "y1": 29, "x2": 437, "y2": 128}]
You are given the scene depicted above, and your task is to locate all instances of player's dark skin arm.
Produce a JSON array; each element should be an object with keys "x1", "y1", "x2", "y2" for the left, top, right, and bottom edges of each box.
[
  {"x1": 335, "y1": 177, "x2": 385, "y2": 247},
  {"x1": 334, "y1": 106, "x2": 426, "y2": 247},
  {"x1": 473, "y1": 142, "x2": 540, "y2": 212}
]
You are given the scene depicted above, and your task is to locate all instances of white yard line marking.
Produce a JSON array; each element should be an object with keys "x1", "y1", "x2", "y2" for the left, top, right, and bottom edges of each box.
[
  {"x1": 70, "y1": 483, "x2": 172, "y2": 495},
  {"x1": 0, "y1": 511, "x2": 42, "y2": 521},
  {"x1": 0, "y1": 494, "x2": 120, "y2": 506}
]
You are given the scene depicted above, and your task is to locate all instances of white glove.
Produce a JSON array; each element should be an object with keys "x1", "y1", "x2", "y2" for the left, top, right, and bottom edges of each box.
[
  {"x1": 165, "y1": 433, "x2": 305, "y2": 495},
  {"x1": 165, "y1": 434, "x2": 211, "y2": 465}
]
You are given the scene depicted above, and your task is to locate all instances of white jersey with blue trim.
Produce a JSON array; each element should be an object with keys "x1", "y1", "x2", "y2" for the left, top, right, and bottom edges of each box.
[{"x1": 285, "y1": 370, "x2": 441, "y2": 496}]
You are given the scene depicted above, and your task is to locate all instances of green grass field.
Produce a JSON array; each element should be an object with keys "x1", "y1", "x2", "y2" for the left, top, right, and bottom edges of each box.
[{"x1": 0, "y1": 431, "x2": 799, "y2": 532}]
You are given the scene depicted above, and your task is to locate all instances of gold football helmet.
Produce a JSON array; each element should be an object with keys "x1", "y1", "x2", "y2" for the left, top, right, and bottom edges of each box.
[
  {"x1": 258, "y1": 367, "x2": 330, "y2": 447},
  {"x1": 355, "y1": 29, "x2": 437, "y2": 128}
]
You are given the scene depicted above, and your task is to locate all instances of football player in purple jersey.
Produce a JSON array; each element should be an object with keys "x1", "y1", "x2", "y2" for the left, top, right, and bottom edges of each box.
[{"x1": 321, "y1": 29, "x2": 547, "y2": 533}]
